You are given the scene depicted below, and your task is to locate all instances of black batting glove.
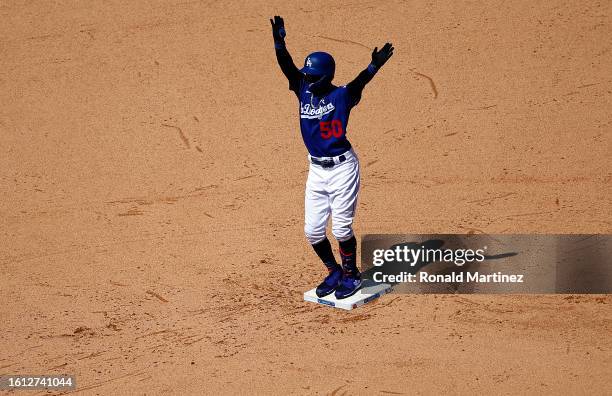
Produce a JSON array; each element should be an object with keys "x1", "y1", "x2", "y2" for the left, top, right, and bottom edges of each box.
[
  {"x1": 270, "y1": 15, "x2": 286, "y2": 44},
  {"x1": 371, "y1": 42, "x2": 394, "y2": 69}
]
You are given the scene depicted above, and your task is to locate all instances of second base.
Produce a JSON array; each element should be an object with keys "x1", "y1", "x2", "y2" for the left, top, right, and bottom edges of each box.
[{"x1": 303, "y1": 280, "x2": 393, "y2": 310}]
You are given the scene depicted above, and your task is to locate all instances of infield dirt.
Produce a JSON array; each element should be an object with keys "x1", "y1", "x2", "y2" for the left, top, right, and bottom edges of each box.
[{"x1": 1, "y1": 1, "x2": 611, "y2": 394}]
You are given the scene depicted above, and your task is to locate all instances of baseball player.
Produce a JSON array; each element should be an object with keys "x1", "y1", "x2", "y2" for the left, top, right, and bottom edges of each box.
[{"x1": 270, "y1": 15, "x2": 394, "y2": 299}]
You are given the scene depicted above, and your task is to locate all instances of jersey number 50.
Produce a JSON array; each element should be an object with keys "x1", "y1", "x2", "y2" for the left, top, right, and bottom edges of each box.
[{"x1": 319, "y1": 120, "x2": 344, "y2": 139}]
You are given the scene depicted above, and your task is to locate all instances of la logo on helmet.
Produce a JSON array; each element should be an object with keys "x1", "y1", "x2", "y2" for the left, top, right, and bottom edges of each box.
[{"x1": 306, "y1": 57, "x2": 312, "y2": 67}]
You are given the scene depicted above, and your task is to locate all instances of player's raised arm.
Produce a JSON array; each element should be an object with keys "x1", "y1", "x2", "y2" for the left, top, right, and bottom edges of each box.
[
  {"x1": 346, "y1": 43, "x2": 394, "y2": 103},
  {"x1": 270, "y1": 16, "x2": 302, "y2": 92}
]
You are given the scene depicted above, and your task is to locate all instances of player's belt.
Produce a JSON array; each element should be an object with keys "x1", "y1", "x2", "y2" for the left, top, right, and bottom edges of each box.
[{"x1": 310, "y1": 154, "x2": 347, "y2": 168}]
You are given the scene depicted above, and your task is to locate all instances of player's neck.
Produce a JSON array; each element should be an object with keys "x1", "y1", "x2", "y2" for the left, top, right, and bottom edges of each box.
[{"x1": 310, "y1": 83, "x2": 334, "y2": 96}]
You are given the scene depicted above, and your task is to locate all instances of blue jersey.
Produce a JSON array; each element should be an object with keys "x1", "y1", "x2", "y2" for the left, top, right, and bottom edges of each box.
[
  {"x1": 292, "y1": 79, "x2": 360, "y2": 157},
  {"x1": 274, "y1": 44, "x2": 377, "y2": 157}
]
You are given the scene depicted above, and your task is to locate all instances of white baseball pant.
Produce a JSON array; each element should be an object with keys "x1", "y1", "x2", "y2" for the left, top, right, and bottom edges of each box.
[{"x1": 304, "y1": 149, "x2": 360, "y2": 244}]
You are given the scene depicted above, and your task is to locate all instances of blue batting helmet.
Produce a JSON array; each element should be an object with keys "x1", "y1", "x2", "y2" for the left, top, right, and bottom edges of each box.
[{"x1": 301, "y1": 52, "x2": 335, "y2": 79}]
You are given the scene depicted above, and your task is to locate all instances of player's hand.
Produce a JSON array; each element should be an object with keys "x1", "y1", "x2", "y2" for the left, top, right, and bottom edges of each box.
[
  {"x1": 371, "y1": 43, "x2": 394, "y2": 69},
  {"x1": 270, "y1": 15, "x2": 286, "y2": 42}
]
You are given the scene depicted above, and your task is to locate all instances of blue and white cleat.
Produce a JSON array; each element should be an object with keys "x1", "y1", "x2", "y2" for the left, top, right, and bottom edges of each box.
[
  {"x1": 334, "y1": 272, "x2": 362, "y2": 299},
  {"x1": 315, "y1": 267, "x2": 343, "y2": 297}
]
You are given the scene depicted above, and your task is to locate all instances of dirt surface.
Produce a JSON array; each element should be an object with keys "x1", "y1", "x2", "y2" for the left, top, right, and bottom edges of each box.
[{"x1": 1, "y1": 0, "x2": 611, "y2": 394}]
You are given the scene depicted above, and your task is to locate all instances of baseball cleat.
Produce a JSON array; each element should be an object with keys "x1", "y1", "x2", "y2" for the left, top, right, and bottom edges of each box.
[
  {"x1": 315, "y1": 267, "x2": 343, "y2": 297},
  {"x1": 334, "y1": 272, "x2": 362, "y2": 299}
]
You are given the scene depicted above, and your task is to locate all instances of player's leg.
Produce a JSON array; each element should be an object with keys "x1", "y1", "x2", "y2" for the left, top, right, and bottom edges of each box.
[
  {"x1": 329, "y1": 154, "x2": 361, "y2": 299},
  {"x1": 305, "y1": 164, "x2": 342, "y2": 297},
  {"x1": 304, "y1": 164, "x2": 331, "y2": 245}
]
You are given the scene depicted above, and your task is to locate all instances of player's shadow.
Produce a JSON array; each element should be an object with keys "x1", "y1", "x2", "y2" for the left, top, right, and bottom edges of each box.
[
  {"x1": 555, "y1": 235, "x2": 611, "y2": 293},
  {"x1": 361, "y1": 239, "x2": 444, "y2": 283},
  {"x1": 362, "y1": 238, "x2": 518, "y2": 292}
]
